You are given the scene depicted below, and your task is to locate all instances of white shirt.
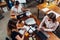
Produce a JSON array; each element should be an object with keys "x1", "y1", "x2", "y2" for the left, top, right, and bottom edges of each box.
[
  {"x1": 39, "y1": 15, "x2": 59, "y2": 32},
  {"x1": 11, "y1": 4, "x2": 23, "y2": 15},
  {"x1": 15, "y1": 0, "x2": 26, "y2": 3}
]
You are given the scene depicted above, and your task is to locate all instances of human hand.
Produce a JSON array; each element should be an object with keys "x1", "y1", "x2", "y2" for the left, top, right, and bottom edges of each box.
[
  {"x1": 37, "y1": 28, "x2": 40, "y2": 31},
  {"x1": 41, "y1": 27, "x2": 45, "y2": 31},
  {"x1": 27, "y1": 9, "x2": 30, "y2": 11}
]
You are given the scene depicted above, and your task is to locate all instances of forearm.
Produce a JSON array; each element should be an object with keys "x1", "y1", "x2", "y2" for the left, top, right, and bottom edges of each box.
[
  {"x1": 39, "y1": 16, "x2": 47, "y2": 28},
  {"x1": 44, "y1": 28, "x2": 55, "y2": 32},
  {"x1": 22, "y1": 8, "x2": 30, "y2": 11}
]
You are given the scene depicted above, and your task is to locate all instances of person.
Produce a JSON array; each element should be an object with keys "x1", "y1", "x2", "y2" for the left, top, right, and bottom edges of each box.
[
  {"x1": 7, "y1": 19, "x2": 25, "y2": 40},
  {"x1": 5, "y1": 0, "x2": 14, "y2": 9},
  {"x1": 10, "y1": 1, "x2": 30, "y2": 16},
  {"x1": 38, "y1": 13, "x2": 59, "y2": 32},
  {"x1": 34, "y1": 13, "x2": 59, "y2": 40}
]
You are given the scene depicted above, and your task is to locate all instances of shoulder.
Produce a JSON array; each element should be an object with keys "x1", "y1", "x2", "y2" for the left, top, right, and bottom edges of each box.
[
  {"x1": 11, "y1": 6, "x2": 15, "y2": 10},
  {"x1": 11, "y1": 31, "x2": 19, "y2": 36}
]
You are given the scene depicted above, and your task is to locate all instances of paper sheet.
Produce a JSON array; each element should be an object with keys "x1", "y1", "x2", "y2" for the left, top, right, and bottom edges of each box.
[
  {"x1": 15, "y1": 0, "x2": 26, "y2": 3},
  {"x1": 30, "y1": 26, "x2": 36, "y2": 31},
  {"x1": 23, "y1": 25, "x2": 30, "y2": 31},
  {"x1": 23, "y1": 26, "x2": 36, "y2": 33},
  {"x1": 19, "y1": 30, "x2": 25, "y2": 35},
  {"x1": 42, "y1": 8, "x2": 50, "y2": 12}
]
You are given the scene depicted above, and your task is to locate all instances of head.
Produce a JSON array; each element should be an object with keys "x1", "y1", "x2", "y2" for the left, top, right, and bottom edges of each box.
[
  {"x1": 8, "y1": 19, "x2": 23, "y2": 30},
  {"x1": 14, "y1": 1, "x2": 20, "y2": 8},
  {"x1": 8, "y1": 19, "x2": 18, "y2": 30},
  {"x1": 47, "y1": 13, "x2": 56, "y2": 23}
]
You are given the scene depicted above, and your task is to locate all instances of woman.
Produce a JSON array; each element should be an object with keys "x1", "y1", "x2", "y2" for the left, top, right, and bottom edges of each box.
[
  {"x1": 38, "y1": 13, "x2": 59, "y2": 32},
  {"x1": 10, "y1": 1, "x2": 30, "y2": 16},
  {"x1": 8, "y1": 19, "x2": 25, "y2": 40},
  {"x1": 34, "y1": 13, "x2": 59, "y2": 40}
]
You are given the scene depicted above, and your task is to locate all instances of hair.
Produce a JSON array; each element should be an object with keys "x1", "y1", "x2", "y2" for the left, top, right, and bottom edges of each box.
[
  {"x1": 14, "y1": 1, "x2": 20, "y2": 6},
  {"x1": 47, "y1": 12, "x2": 56, "y2": 23},
  {"x1": 8, "y1": 19, "x2": 18, "y2": 30}
]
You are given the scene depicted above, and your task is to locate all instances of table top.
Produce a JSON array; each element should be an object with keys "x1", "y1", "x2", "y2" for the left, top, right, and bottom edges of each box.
[
  {"x1": 37, "y1": 2, "x2": 60, "y2": 14},
  {"x1": 10, "y1": 15, "x2": 60, "y2": 40},
  {"x1": 37, "y1": 2, "x2": 60, "y2": 22},
  {"x1": 0, "y1": 2, "x2": 7, "y2": 7},
  {"x1": 11, "y1": 15, "x2": 40, "y2": 26}
]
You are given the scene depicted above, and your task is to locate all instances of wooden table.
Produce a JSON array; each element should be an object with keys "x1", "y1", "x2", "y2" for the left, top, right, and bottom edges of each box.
[
  {"x1": 0, "y1": 2, "x2": 7, "y2": 19},
  {"x1": 10, "y1": 15, "x2": 60, "y2": 40},
  {"x1": 0, "y1": 2, "x2": 7, "y2": 7},
  {"x1": 37, "y1": 2, "x2": 60, "y2": 22}
]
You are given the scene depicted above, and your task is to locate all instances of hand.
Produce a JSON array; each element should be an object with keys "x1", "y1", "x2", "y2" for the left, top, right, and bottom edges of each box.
[
  {"x1": 27, "y1": 9, "x2": 30, "y2": 11},
  {"x1": 41, "y1": 27, "x2": 45, "y2": 31},
  {"x1": 24, "y1": 30, "x2": 27, "y2": 35},
  {"x1": 37, "y1": 28, "x2": 40, "y2": 31}
]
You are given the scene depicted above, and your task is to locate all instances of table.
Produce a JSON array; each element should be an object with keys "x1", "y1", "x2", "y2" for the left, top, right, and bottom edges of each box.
[
  {"x1": 10, "y1": 15, "x2": 60, "y2": 40},
  {"x1": 10, "y1": 15, "x2": 40, "y2": 26},
  {"x1": 0, "y1": 2, "x2": 7, "y2": 7},
  {"x1": 37, "y1": 2, "x2": 60, "y2": 22},
  {"x1": 0, "y1": 2, "x2": 7, "y2": 19}
]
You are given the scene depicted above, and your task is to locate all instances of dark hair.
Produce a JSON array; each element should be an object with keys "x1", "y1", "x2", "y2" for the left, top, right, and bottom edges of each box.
[
  {"x1": 14, "y1": 1, "x2": 20, "y2": 6},
  {"x1": 8, "y1": 19, "x2": 18, "y2": 30},
  {"x1": 47, "y1": 13, "x2": 56, "y2": 23}
]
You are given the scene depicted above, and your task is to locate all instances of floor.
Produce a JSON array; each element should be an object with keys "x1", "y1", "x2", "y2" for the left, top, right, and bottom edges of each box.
[{"x1": 0, "y1": 11, "x2": 10, "y2": 40}]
